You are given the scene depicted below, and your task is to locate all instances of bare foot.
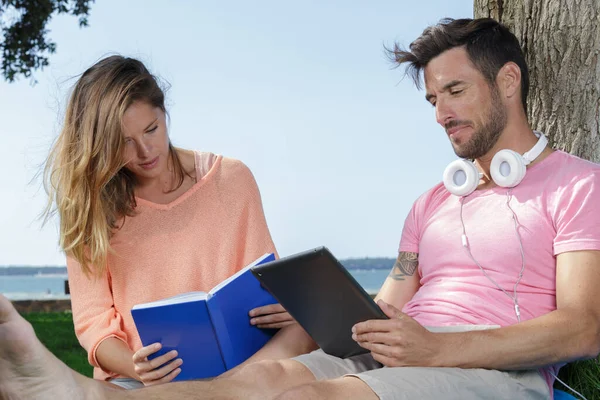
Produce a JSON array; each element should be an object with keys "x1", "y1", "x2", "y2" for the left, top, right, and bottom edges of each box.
[{"x1": 0, "y1": 295, "x2": 97, "y2": 399}]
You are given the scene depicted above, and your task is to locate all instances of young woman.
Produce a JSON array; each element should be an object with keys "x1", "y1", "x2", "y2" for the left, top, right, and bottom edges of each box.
[{"x1": 43, "y1": 56, "x2": 306, "y2": 389}]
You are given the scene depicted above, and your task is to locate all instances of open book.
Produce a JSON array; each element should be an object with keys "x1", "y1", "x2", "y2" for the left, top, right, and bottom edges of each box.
[{"x1": 131, "y1": 253, "x2": 277, "y2": 381}]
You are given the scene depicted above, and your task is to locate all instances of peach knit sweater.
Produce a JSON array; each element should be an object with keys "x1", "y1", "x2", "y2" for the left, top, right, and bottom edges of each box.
[{"x1": 66, "y1": 152, "x2": 277, "y2": 381}]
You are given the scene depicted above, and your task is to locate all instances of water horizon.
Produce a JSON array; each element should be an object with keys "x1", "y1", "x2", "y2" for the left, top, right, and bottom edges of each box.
[{"x1": 1, "y1": 269, "x2": 389, "y2": 300}]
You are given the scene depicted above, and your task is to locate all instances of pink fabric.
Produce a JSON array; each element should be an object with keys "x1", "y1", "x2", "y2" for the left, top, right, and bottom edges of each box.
[
  {"x1": 399, "y1": 150, "x2": 600, "y2": 393},
  {"x1": 66, "y1": 152, "x2": 277, "y2": 381}
]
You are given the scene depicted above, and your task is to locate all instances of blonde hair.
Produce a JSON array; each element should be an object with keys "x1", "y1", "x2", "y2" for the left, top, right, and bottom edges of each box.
[{"x1": 44, "y1": 56, "x2": 187, "y2": 277}]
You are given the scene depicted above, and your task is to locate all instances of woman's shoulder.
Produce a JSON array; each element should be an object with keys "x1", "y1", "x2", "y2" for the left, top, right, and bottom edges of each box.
[
  {"x1": 208, "y1": 153, "x2": 250, "y2": 175},
  {"x1": 192, "y1": 150, "x2": 220, "y2": 179},
  {"x1": 191, "y1": 151, "x2": 256, "y2": 184},
  {"x1": 177, "y1": 149, "x2": 247, "y2": 179}
]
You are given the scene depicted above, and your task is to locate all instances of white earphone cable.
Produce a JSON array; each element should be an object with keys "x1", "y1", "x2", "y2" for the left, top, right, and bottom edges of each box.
[
  {"x1": 551, "y1": 372, "x2": 588, "y2": 400},
  {"x1": 459, "y1": 190, "x2": 587, "y2": 400},
  {"x1": 459, "y1": 191, "x2": 525, "y2": 322},
  {"x1": 505, "y1": 189, "x2": 527, "y2": 320}
]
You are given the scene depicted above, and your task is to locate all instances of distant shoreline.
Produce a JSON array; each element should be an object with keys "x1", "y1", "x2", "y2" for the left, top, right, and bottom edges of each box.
[
  {"x1": 0, "y1": 258, "x2": 396, "y2": 276},
  {"x1": 0, "y1": 266, "x2": 69, "y2": 276}
]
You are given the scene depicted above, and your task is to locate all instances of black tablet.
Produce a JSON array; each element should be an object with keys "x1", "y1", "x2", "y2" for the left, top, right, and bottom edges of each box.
[{"x1": 251, "y1": 246, "x2": 388, "y2": 358}]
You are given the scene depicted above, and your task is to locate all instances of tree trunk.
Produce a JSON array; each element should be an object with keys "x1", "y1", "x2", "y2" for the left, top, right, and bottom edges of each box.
[{"x1": 474, "y1": 0, "x2": 600, "y2": 162}]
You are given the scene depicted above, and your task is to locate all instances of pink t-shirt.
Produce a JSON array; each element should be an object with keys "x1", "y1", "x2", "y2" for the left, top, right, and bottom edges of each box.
[{"x1": 399, "y1": 150, "x2": 600, "y2": 393}]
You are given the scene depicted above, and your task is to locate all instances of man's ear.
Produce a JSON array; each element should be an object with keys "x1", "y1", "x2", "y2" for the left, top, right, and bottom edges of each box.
[{"x1": 497, "y1": 62, "x2": 521, "y2": 100}]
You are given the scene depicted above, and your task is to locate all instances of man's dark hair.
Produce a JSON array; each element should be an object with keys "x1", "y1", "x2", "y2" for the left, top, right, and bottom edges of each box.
[{"x1": 390, "y1": 18, "x2": 529, "y2": 112}]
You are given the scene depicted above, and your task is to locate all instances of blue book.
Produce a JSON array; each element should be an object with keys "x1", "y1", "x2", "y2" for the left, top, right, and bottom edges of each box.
[{"x1": 131, "y1": 253, "x2": 277, "y2": 381}]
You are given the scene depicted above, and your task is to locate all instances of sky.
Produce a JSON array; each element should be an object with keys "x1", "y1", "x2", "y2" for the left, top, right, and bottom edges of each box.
[{"x1": 0, "y1": 1, "x2": 473, "y2": 266}]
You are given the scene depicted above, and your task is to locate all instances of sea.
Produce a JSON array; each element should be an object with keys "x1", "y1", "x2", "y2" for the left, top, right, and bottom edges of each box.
[{"x1": 0, "y1": 269, "x2": 390, "y2": 300}]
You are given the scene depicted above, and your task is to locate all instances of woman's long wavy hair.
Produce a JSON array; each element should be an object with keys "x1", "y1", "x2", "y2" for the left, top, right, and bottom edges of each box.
[{"x1": 44, "y1": 56, "x2": 187, "y2": 277}]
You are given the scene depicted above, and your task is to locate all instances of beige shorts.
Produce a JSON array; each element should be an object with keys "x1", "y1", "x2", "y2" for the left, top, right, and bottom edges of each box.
[
  {"x1": 292, "y1": 326, "x2": 550, "y2": 400},
  {"x1": 108, "y1": 378, "x2": 144, "y2": 390}
]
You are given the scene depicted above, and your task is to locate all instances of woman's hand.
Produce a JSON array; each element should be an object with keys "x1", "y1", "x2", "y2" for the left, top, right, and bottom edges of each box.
[
  {"x1": 132, "y1": 343, "x2": 183, "y2": 386},
  {"x1": 249, "y1": 303, "x2": 297, "y2": 329}
]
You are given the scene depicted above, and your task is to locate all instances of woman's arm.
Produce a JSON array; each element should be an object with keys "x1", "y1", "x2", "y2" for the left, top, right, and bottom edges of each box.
[
  {"x1": 66, "y1": 256, "x2": 130, "y2": 377},
  {"x1": 95, "y1": 338, "x2": 138, "y2": 378}
]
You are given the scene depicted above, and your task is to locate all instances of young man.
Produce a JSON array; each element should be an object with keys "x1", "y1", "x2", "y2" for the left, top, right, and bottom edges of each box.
[{"x1": 2, "y1": 18, "x2": 600, "y2": 400}]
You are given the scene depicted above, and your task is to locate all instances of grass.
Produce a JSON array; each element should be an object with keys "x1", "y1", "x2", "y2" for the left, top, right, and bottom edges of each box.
[
  {"x1": 20, "y1": 312, "x2": 600, "y2": 398},
  {"x1": 22, "y1": 311, "x2": 93, "y2": 377},
  {"x1": 557, "y1": 360, "x2": 600, "y2": 399}
]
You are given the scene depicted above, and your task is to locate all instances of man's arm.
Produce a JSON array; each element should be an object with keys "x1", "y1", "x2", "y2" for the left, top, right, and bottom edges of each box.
[
  {"x1": 375, "y1": 252, "x2": 421, "y2": 309},
  {"x1": 355, "y1": 250, "x2": 600, "y2": 369},
  {"x1": 437, "y1": 250, "x2": 600, "y2": 369}
]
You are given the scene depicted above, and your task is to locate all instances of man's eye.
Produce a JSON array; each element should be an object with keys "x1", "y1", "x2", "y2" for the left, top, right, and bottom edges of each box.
[
  {"x1": 147, "y1": 126, "x2": 158, "y2": 133},
  {"x1": 450, "y1": 89, "x2": 463, "y2": 96}
]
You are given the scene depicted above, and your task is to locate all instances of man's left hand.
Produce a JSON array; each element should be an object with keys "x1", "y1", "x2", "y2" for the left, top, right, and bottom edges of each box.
[{"x1": 352, "y1": 299, "x2": 443, "y2": 367}]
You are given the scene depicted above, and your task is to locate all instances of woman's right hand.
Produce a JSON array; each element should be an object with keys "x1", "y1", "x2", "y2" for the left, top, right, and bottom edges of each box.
[{"x1": 132, "y1": 343, "x2": 183, "y2": 386}]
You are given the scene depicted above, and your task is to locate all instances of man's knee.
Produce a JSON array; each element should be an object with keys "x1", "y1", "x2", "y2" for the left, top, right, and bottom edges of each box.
[
  {"x1": 230, "y1": 359, "x2": 310, "y2": 390},
  {"x1": 275, "y1": 377, "x2": 379, "y2": 400},
  {"x1": 275, "y1": 383, "x2": 326, "y2": 400},
  {"x1": 232, "y1": 360, "x2": 285, "y2": 384}
]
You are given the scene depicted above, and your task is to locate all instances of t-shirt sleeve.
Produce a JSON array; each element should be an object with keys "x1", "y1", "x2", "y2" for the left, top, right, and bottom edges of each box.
[
  {"x1": 398, "y1": 202, "x2": 421, "y2": 254},
  {"x1": 66, "y1": 255, "x2": 129, "y2": 375},
  {"x1": 553, "y1": 169, "x2": 600, "y2": 254},
  {"x1": 398, "y1": 185, "x2": 445, "y2": 254}
]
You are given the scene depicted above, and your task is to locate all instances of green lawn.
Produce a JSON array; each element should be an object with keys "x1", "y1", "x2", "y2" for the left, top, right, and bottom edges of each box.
[
  {"x1": 558, "y1": 360, "x2": 600, "y2": 399},
  {"x1": 21, "y1": 312, "x2": 600, "y2": 399},
  {"x1": 23, "y1": 312, "x2": 93, "y2": 377}
]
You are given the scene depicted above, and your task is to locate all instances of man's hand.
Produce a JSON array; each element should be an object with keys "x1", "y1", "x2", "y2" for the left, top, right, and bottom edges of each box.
[
  {"x1": 249, "y1": 303, "x2": 296, "y2": 329},
  {"x1": 352, "y1": 300, "x2": 442, "y2": 367}
]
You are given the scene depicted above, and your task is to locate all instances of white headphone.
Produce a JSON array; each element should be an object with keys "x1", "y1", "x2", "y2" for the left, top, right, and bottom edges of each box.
[{"x1": 443, "y1": 131, "x2": 548, "y2": 196}]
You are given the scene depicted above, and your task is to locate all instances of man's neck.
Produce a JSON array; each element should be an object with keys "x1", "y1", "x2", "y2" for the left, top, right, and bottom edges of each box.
[{"x1": 475, "y1": 120, "x2": 536, "y2": 179}]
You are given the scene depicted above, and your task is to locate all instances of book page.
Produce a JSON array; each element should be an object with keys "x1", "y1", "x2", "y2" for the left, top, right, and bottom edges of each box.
[{"x1": 132, "y1": 291, "x2": 208, "y2": 310}]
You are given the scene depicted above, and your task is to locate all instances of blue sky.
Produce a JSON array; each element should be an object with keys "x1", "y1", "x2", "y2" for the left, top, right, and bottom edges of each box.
[{"x1": 0, "y1": 1, "x2": 473, "y2": 266}]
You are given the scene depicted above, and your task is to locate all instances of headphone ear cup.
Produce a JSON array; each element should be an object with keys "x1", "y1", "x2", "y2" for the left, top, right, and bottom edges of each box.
[
  {"x1": 490, "y1": 150, "x2": 527, "y2": 188},
  {"x1": 443, "y1": 159, "x2": 480, "y2": 196}
]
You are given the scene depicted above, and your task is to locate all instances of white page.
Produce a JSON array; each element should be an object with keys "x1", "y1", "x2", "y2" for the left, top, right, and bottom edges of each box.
[{"x1": 131, "y1": 291, "x2": 208, "y2": 310}]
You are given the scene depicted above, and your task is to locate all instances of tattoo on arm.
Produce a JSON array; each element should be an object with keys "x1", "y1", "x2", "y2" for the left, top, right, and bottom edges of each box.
[{"x1": 388, "y1": 252, "x2": 419, "y2": 281}]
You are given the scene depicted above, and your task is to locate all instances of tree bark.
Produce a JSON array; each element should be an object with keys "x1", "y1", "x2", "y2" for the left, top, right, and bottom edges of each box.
[{"x1": 474, "y1": 0, "x2": 600, "y2": 162}]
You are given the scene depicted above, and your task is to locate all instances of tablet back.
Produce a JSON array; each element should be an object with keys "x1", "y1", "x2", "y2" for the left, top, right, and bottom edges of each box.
[{"x1": 251, "y1": 246, "x2": 388, "y2": 358}]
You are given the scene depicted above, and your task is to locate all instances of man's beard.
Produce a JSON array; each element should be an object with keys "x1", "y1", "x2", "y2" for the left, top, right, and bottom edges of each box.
[{"x1": 451, "y1": 86, "x2": 508, "y2": 159}]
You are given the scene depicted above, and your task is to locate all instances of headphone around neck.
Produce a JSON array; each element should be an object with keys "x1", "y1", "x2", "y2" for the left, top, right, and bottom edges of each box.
[{"x1": 443, "y1": 131, "x2": 548, "y2": 196}]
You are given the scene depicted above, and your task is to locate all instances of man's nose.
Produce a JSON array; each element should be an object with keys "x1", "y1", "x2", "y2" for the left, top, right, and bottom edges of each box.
[{"x1": 435, "y1": 98, "x2": 453, "y2": 127}]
